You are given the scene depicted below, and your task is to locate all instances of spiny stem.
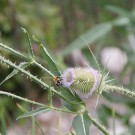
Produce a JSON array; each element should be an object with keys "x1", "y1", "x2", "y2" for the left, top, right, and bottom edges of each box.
[
  {"x1": 0, "y1": 43, "x2": 54, "y2": 77},
  {"x1": 104, "y1": 85, "x2": 135, "y2": 98},
  {"x1": 0, "y1": 43, "x2": 27, "y2": 59},
  {"x1": 90, "y1": 116, "x2": 109, "y2": 135},
  {"x1": 0, "y1": 91, "x2": 80, "y2": 114},
  {"x1": 0, "y1": 56, "x2": 76, "y2": 105},
  {"x1": 0, "y1": 91, "x2": 45, "y2": 107}
]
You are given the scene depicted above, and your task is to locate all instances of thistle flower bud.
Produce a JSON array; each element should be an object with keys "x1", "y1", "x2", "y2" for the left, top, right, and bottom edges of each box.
[{"x1": 61, "y1": 67, "x2": 101, "y2": 98}]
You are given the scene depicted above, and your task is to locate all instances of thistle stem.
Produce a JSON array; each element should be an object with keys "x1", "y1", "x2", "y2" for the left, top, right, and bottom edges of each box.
[
  {"x1": 0, "y1": 91, "x2": 79, "y2": 114},
  {"x1": 89, "y1": 116, "x2": 109, "y2": 135},
  {"x1": 0, "y1": 91, "x2": 45, "y2": 107},
  {"x1": 104, "y1": 85, "x2": 135, "y2": 98},
  {"x1": 0, "y1": 55, "x2": 80, "y2": 106}
]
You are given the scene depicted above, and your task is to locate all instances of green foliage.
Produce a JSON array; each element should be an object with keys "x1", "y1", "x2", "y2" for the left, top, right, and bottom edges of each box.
[
  {"x1": 21, "y1": 27, "x2": 34, "y2": 59},
  {"x1": 32, "y1": 36, "x2": 86, "y2": 112},
  {"x1": 72, "y1": 111, "x2": 91, "y2": 135},
  {"x1": 0, "y1": 1, "x2": 135, "y2": 135},
  {"x1": 0, "y1": 31, "x2": 110, "y2": 134},
  {"x1": 60, "y1": 87, "x2": 85, "y2": 112},
  {"x1": 32, "y1": 35, "x2": 60, "y2": 76}
]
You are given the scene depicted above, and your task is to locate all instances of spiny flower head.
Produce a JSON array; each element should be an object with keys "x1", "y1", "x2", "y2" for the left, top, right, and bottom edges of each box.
[{"x1": 61, "y1": 67, "x2": 101, "y2": 99}]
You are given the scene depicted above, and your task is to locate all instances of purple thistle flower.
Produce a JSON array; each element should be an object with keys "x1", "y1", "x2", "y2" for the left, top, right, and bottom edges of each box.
[
  {"x1": 61, "y1": 68, "x2": 75, "y2": 87},
  {"x1": 61, "y1": 67, "x2": 101, "y2": 99}
]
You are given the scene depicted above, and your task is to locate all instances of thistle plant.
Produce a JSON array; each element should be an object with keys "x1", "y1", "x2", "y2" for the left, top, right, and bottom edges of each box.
[
  {"x1": 61, "y1": 67, "x2": 101, "y2": 99},
  {"x1": 0, "y1": 28, "x2": 135, "y2": 135}
]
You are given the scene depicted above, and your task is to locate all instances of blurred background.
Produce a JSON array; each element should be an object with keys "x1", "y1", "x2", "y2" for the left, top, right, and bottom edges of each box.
[{"x1": 0, "y1": 0, "x2": 135, "y2": 135}]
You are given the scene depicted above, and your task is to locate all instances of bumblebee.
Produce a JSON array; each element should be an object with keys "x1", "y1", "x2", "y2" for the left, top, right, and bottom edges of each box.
[{"x1": 53, "y1": 76, "x2": 62, "y2": 86}]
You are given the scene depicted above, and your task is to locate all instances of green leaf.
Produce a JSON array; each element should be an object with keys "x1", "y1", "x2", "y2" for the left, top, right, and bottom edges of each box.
[
  {"x1": 72, "y1": 111, "x2": 91, "y2": 135},
  {"x1": 60, "y1": 87, "x2": 85, "y2": 112},
  {"x1": 17, "y1": 107, "x2": 50, "y2": 120},
  {"x1": 21, "y1": 27, "x2": 34, "y2": 58},
  {"x1": 33, "y1": 35, "x2": 60, "y2": 76},
  {"x1": 60, "y1": 22, "x2": 113, "y2": 56},
  {"x1": 0, "y1": 62, "x2": 30, "y2": 85}
]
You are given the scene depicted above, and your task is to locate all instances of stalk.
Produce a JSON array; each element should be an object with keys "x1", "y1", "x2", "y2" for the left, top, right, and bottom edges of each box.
[{"x1": 104, "y1": 85, "x2": 135, "y2": 98}]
